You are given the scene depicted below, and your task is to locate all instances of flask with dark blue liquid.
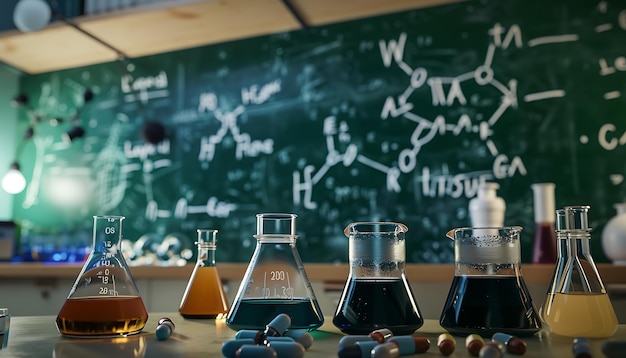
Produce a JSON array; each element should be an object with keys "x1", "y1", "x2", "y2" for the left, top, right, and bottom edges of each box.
[
  {"x1": 333, "y1": 222, "x2": 423, "y2": 335},
  {"x1": 226, "y1": 213, "x2": 323, "y2": 331},
  {"x1": 440, "y1": 226, "x2": 541, "y2": 337}
]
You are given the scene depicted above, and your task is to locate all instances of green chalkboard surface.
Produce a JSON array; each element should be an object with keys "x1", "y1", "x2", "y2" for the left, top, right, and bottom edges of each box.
[{"x1": 12, "y1": 0, "x2": 626, "y2": 263}]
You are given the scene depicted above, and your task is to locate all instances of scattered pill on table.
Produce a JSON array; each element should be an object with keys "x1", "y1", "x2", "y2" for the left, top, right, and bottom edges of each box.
[
  {"x1": 572, "y1": 338, "x2": 592, "y2": 358},
  {"x1": 370, "y1": 328, "x2": 393, "y2": 343},
  {"x1": 466, "y1": 334, "x2": 485, "y2": 357},
  {"x1": 155, "y1": 317, "x2": 175, "y2": 341},
  {"x1": 266, "y1": 340, "x2": 305, "y2": 358},
  {"x1": 601, "y1": 340, "x2": 626, "y2": 358},
  {"x1": 437, "y1": 333, "x2": 456, "y2": 356},
  {"x1": 222, "y1": 339, "x2": 256, "y2": 358},
  {"x1": 283, "y1": 330, "x2": 314, "y2": 349},
  {"x1": 337, "y1": 340, "x2": 379, "y2": 358},
  {"x1": 235, "y1": 344, "x2": 277, "y2": 358},
  {"x1": 338, "y1": 335, "x2": 375, "y2": 350},
  {"x1": 479, "y1": 342, "x2": 503, "y2": 358},
  {"x1": 492, "y1": 332, "x2": 526, "y2": 355}
]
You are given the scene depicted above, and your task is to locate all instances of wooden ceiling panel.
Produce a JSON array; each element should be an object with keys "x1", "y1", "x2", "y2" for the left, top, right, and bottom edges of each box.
[
  {"x1": 79, "y1": 0, "x2": 302, "y2": 59},
  {"x1": 0, "y1": 25, "x2": 119, "y2": 74},
  {"x1": 0, "y1": 0, "x2": 455, "y2": 74}
]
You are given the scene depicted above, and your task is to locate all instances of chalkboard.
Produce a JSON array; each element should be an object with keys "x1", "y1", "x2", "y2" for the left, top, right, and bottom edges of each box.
[{"x1": 12, "y1": 0, "x2": 626, "y2": 263}]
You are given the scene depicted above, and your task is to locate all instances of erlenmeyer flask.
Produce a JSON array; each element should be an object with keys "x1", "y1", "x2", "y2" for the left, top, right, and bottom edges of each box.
[
  {"x1": 56, "y1": 216, "x2": 148, "y2": 337},
  {"x1": 179, "y1": 229, "x2": 229, "y2": 318},
  {"x1": 541, "y1": 206, "x2": 618, "y2": 338},
  {"x1": 333, "y1": 222, "x2": 423, "y2": 335},
  {"x1": 226, "y1": 213, "x2": 323, "y2": 331}
]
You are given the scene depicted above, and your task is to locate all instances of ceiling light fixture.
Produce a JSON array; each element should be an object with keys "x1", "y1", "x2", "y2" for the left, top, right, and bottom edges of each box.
[{"x1": 1, "y1": 162, "x2": 26, "y2": 195}]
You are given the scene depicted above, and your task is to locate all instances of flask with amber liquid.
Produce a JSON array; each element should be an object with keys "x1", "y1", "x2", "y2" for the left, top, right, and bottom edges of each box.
[
  {"x1": 179, "y1": 229, "x2": 229, "y2": 318},
  {"x1": 541, "y1": 206, "x2": 618, "y2": 338},
  {"x1": 56, "y1": 216, "x2": 148, "y2": 337}
]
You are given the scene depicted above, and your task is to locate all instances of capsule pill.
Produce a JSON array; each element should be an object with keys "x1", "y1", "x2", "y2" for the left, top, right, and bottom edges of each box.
[
  {"x1": 221, "y1": 339, "x2": 256, "y2": 358},
  {"x1": 572, "y1": 337, "x2": 592, "y2": 358},
  {"x1": 338, "y1": 335, "x2": 375, "y2": 350},
  {"x1": 465, "y1": 334, "x2": 485, "y2": 357},
  {"x1": 369, "y1": 328, "x2": 393, "y2": 343},
  {"x1": 155, "y1": 317, "x2": 175, "y2": 340},
  {"x1": 479, "y1": 342, "x2": 503, "y2": 358},
  {"x1": 492, "y1": 332, "x2": 526, "y2": 355},
  {"x1": 337, "y1": 341, "x2": 379, "y2": 358},
  {"x1": 283, "y1": 330, "x2": 314, "y2": 349},
  {"x1": 235, "y1": 344, "x2": 277, "y2": 358},
  {"x1": 266, "y1": 340, "x2": 305, "y2": 358},
  {"x1": 265, "y1": 313, "x2": 291, "y2": 337},
  {"x1": 437, "y1": 333, "x2": 456, "y2": 356},
  {"x1": 371, "y1": 342, "x2": 401, "y2": 358},
  {"x1": 601, "y1": 340, "x2": 626, "y2": 358},
  {"x1": 388, "y1": 335, "x2": 430, "y2": 354},
  {"x1": 235, "y1": 329, "x2": 264, "y2": 341}
]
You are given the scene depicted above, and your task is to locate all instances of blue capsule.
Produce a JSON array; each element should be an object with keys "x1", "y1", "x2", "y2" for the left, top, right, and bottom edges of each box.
[
  {"x1": 155, "y1": 317, "x2": 175, "y2": 340},
  {"x1": 222, "y1": 338, "x2": 256, "y2": 358},
  {"x1": 283, "y1": 330, "x2": 314, "y2": 349},
  {"x1": 236, "y1": 344, "x2": 277, "y2": 358},
  {"x1": 266, "y1": 340, "x2": 305, "y2": 358},
  {"x1": 602, "y1": 340, "x2": 626, "y2": 358}
]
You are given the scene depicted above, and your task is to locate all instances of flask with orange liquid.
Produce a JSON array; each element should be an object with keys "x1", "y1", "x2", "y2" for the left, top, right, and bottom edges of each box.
[
  {"x1": 56, "y1": 216, "x2": 148, "y2": 337},
  {"x1": 541, "y1": 206, "x2": 618, "y2": 338},
  {"x1": 179, "y1": 229, "x2": 229, "y2": 318}
]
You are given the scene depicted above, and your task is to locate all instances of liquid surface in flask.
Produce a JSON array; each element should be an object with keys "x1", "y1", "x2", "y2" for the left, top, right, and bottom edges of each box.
[
  {"x1": 56, "y1": 296, "x2": 148, "y2": 337},
  {"x1": 179, "y1": 266, "x2": 229, "y2": 318},
  {"x1": 440, "y1": 276, "x2": 541, "y2": 337},
  {"x1": 542, "y1": 292, "x2": 617, "y2": 338},
  {"x1": 227, "y1": 298, "x2": 322, "y2": 331},
  {"x1": 333, "y1": 277, "x2": 423, "y2": 335}
]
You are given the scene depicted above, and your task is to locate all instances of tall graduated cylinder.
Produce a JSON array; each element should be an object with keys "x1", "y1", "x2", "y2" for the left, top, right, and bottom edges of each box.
[
  {"x1": 226, "y1": 213, "x2": 323, "y2": 331},
  {"x1": 333, "y1": 222, "x2": 423, "y2": 335},
  {"x1": 56, "y1": 216, "x2": 148, "y2": 337},
  {"x1": 440, "y1": 227, "x2": 541, "y2": 337}
]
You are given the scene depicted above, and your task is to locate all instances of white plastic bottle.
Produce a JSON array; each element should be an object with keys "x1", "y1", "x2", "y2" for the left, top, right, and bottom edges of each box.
[{"x1": 469, "y1": 182, "x2": 506, "y2": 227}]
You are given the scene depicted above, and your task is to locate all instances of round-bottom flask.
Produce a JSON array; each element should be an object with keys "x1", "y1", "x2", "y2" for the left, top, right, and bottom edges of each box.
[
  {"x1": 333, "y1": 222, "x2": 423, "y2": 335},
  {"x1": 179, "y1": 229, "x2": 229, "y2": 318},
  {"x1": 226, "y1": 213, "x2": 323, "y2": 331},
  {"x1": 56, "y1": 216, "x2": 148, "y2": 337}
]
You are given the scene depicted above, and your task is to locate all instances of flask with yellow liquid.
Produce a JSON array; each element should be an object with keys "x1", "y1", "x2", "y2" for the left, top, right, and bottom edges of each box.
[{"x1": 541, "y1": 206, "x2": 618, "y2": 338}]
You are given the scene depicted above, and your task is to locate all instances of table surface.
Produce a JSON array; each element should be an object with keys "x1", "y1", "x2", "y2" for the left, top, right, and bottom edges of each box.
[{"x1": 1, "y1": 313, "x2": 625, "y2": 357}]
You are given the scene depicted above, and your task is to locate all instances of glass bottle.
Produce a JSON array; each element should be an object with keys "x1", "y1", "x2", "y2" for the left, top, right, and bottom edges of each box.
[
  {"x1": 333, "y1": 222, "x2": 423, "y2": 335},
  {"x1": 541, "y1": 206, "x2": 618, "y2": 338},
  {"x1": 179, "y1": 229, "x2": 229, "y2": 318},
  {"x1": 440, "y1": 226, "x2": 541, "y2": 337},
  {"x1": 56, "y1": 216, "x2": 148, "y2": 337},
  {"x1": 226, "y1": 213, "x2": 323, "y2": 331},
  {"x1": 531, "y1": 183, "x2": 557, "y2": 263},
  {"x1": 601, "y1": 203, "x2": 626, "y2": 264}
]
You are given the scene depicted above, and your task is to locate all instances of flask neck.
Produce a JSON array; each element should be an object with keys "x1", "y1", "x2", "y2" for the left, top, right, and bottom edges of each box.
[
  {"x1": 197, "y1": 244, "x2": 216, "y2": 266},
  {"x1": 91, "y1": 216, "x2": 124, "y2": 254},
  {"x1": 555, "y1": 232, "x2": 606, "y2": 293}
]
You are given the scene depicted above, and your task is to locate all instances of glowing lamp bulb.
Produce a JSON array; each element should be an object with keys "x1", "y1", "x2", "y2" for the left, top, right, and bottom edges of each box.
[{"x1": 1, "y1": 163, "x2": 26, "y2": 194}]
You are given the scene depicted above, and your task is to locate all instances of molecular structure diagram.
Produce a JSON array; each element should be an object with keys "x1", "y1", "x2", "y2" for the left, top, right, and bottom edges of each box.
[{"x1": 293, "y1": 22, "x2": 580, "y2": 210}]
